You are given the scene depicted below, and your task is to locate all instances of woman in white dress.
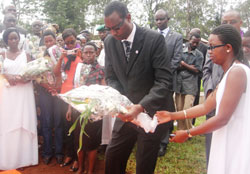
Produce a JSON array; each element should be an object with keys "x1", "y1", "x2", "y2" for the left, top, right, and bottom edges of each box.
[
  {"x1": 156, "y1": 24, "x2": 250, "y2": 174},
  {"x1": 0, "y1": 27, "x2": 38, "y2": 170}
]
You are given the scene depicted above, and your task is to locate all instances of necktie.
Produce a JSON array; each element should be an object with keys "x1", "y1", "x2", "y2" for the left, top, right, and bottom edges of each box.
[
  {"x1": 160, "y1": 31, "x2": 164, "y2": 36},
  {"x1": 123, "y1": 41, "x2": 131, "y2": 62}
]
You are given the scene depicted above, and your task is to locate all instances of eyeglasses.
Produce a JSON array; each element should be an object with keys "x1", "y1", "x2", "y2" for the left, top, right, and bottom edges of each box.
[
  {"x1": 65, "y1": 40, "x2": 76, "y2": 45},
  {"x1": 105, "y1": 18, "x2": 125, "y2": 31},
  {"x1": 208, "y1": 44, "x2": 226, "y2": 50}
]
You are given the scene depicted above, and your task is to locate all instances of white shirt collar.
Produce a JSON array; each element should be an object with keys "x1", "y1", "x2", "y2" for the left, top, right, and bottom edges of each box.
[
  {"x1": 158, "y1": 27, "x2": 169, "y2": 37},
  {"x1": 122, "y1": 23, "x2": 136, "y2": 44}
]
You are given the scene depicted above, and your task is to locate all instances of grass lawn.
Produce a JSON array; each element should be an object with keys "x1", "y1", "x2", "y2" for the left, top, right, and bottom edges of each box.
[{"x1": 126, "y1": 116, "x2": 207, "y2": 174}]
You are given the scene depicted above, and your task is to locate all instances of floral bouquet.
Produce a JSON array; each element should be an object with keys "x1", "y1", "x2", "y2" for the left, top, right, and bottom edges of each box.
[
  {"x1": 35, "y1": 45, "x2": 62, "y2": 85},
  {"x1": 59, "y1": 84, "x2": 158, "y2": 151},
  {"x1": 20, "y1": 57, "x2": 52, "y2": 81},
  {"x1": 59, "y1": 84, "x2": 131, "y2": 121},
  {"x1": 74, "y1": 63, "x2": 92, "y2": 88}
]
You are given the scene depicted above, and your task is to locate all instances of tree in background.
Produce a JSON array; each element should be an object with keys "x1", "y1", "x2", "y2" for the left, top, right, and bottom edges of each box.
[
  {"x1": 1, "y1": 0, "x2": 43, "y2": 33},
  {"x1": 1, "y1": 0, "x2": 248, "y2": 37},
  {"x1": 160, "y1": 0, "x2": 217, "y2": 38},
  {"x1": 139, "y1": 0, "x2": 165, "y2": 28},
  {"x1": 43, "y1": 0, "x2": 132, "y2": 33},
  {"x1": 236, "y1": 0, "x2": 250, "y2": 30},
  {"x1": 43, "y1": 0, "x2": 89, "y2": 33}
]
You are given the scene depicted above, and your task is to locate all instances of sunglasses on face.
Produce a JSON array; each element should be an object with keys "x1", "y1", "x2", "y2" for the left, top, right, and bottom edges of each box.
[
  {"x1": 207, "y1": 44, "x2": 226, "y2": 50},
  {"x1": 65, "y1": 40, "x2": 76, "y2": 45},
  {"x1": 105, "y1": 18, "x2": 125, "y2": 31}
]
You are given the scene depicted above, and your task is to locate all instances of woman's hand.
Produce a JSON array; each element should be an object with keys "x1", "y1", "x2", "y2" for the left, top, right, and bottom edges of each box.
[
  {"x1": 4, "y1": 74, "x2": 21, "y2": 86},
  {"x1": 17, "y1": 76, "x2": 31, "y2": 84},
  {"x1": 169, "y1": 130, "x2": 189, "y2": 143},
  {"x1": 47, "y1": 85, "x2": 58, "y2": 96},
  {"x1": 60, "y1": 49, "x2": 67, "y2": 58},
  {"x1": 155, "y1": 111, "x2": 172, "y2": 125}
]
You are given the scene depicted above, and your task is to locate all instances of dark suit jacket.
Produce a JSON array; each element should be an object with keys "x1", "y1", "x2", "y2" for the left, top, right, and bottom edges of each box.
[
  {"x1": 104, "y1": 25, "x2": 173, "y2": 131},
  {"x1": 163, "y1": 29, "x2": 183, "y2": 97},
  {"x1": 164, "y1": 29, "x2": 183, "y2": 71}
]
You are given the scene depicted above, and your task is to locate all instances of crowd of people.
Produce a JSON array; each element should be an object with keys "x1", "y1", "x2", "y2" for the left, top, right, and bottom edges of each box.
[{"x1": 0, "y1": 1, "x2": 250, "y2": 174}]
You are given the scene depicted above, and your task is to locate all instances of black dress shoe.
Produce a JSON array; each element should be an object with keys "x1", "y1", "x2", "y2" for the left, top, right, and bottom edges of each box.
[
  {"x1": 56, "y1": 156, "x2": 63, "y2": 164},
  {"x1": 43, "y1": 157, "x2": 52, "y2": 165},
  {"x1": 158, "y1": 147, "x2": 166, "y2": 157},
  {"x1": 69, "y1": 166, "x2": 78, "y2": 172}
]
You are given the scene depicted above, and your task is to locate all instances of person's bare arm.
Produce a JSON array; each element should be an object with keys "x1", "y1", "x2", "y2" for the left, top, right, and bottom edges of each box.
[
  {"x1": 180, "y1": 60, "x2": 199, "y2": 73},
  {"x1": 167, "y1": 66, "x2": 247, "y2": 143}
]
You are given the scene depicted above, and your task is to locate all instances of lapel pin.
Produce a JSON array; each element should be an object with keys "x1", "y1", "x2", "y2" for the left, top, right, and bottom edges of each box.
[{"x1": 135, "y1": 50, "x2": 139, "y2": 54}]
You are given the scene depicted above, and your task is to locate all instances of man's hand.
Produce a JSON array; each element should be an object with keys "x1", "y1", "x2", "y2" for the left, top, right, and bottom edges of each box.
[
  {"x1": 66, "y1": 106, "x2": 72, "y2": 121},
  {"x1": 117, "y1": 104, "x2": 144, "y2": 122}
]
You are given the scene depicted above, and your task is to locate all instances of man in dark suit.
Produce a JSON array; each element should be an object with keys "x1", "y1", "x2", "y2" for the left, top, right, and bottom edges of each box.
[
  {"x1": 154, "y1": 9, "x2": 183, "y2": 157},
  {"x1": 103, "y1": 1, "x2": 174, "y2": 174}
]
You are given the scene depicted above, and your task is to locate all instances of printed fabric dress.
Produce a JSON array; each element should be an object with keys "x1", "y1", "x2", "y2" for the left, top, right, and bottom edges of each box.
[
  {"x1": 0, "y1": 51, "x2": 38, "y2": 170},
  {"x1": 208, "y1": 63, "x2": 250, "y2": 174}
]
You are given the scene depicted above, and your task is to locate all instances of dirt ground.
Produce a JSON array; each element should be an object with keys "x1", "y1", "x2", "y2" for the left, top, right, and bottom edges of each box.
[
  {"x1": 0, "y1": 153, "x2": 105, "y2": 174},
  {"x1": 0, "y1": 93, "x2": 205, "y2": 174}
]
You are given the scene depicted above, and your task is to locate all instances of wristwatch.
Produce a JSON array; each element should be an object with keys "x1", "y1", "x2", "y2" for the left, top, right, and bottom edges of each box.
[{"x1": 186, "y1": 129, "x2": 192, "y2": 138}]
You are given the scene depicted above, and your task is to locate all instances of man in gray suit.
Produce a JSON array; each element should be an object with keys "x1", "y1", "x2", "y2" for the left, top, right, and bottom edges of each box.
[
  {"x1": 203, "y1": 10, "x2": 243, "y2": 166},
  {"x1": 104, "y1": 1, "x2": 174, "y2": 174},
  {"x1": 154, "y1": 9, "x2": 183, "y2": 156}
]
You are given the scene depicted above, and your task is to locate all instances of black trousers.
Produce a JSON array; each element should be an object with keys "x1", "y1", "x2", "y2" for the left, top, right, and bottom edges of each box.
[
  {"x1": 159, "y1": 92, "x2": 175, "y2": 149},
  {"x1": 105, "y1": 121, "x2": 169, "y2": 174}
]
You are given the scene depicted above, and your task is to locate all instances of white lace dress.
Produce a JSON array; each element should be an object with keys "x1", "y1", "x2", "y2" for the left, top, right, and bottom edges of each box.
[
  {"x1": 208, "y1": 63, "x2": 250, "y2": 174},
  {"x1": 0, "y1": 51, "x2": 38, "y2": 170}
]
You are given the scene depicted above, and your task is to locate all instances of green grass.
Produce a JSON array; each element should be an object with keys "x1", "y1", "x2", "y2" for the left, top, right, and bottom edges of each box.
[
  {"x1": 200, "y1": 80, "x2": 204, "y2": 92},
  {"x1": 126, "y1": 116, "x2": 207, "y2": 174}
]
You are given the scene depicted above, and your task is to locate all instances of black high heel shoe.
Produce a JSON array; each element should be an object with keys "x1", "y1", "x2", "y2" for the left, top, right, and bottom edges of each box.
[
  {"x1": 69, "y1": 161, "x2": 78, "y2": 172},
  {"x1": 69, "y1": 165, "x2": 78, "y2": 172},
  {"x1": 60, "y1": 157, "x2": 73, "y2": 167}
]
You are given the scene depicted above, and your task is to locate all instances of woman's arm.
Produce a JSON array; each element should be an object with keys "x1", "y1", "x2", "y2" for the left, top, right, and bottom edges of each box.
[
  {"x1": 26, "y1": 53, "x2": 32, "y2": 62},
  {"x1": 101, "y1": 78, "x2": 106, "y2": 85},
  {"x1": 171, "y1": 66, "x2": 247, "y2": 143},
  {"x1": 190, "y1": 66, "x2": 246, "y2": 134},
  {"x1": 156, "y1": 86, "x2": 217, "y2": 124}
]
